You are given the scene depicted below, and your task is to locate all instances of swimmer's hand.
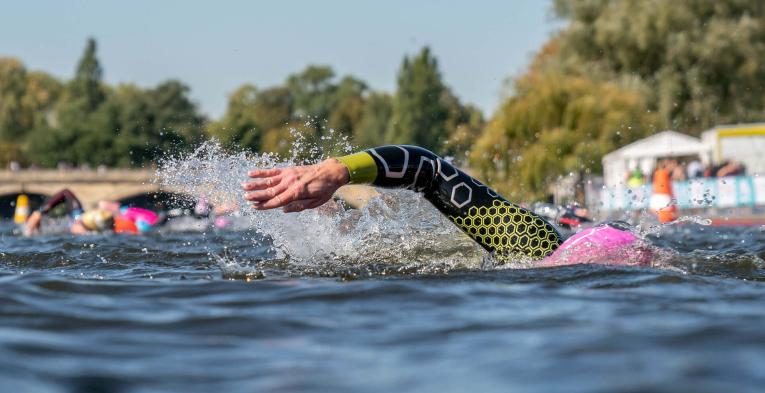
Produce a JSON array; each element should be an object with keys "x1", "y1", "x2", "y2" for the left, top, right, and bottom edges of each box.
[
  {"x1": 23, "y1": 211, "x2": 43, "y2": 236},
  {"x1": 242, "y1": 158, "x2": 350, "y2": 213}
]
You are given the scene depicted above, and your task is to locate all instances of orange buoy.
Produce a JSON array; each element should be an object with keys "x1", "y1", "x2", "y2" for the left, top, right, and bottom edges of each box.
[{"x1": 14, "y1": 194, "x2": 30, "y2": 224}]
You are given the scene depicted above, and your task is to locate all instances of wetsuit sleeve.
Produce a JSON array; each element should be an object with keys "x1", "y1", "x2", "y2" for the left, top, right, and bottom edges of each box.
[
  {"x1": 335, "y1": 145, "x2": 563, "y2": 259},
  {"x1": 40, "y1": 189, "x2": 83, "y2": 215}
]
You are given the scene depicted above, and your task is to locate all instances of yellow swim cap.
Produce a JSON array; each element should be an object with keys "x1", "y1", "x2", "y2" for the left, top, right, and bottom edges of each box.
[{"x1": 80, "y1": 209, "x2": 115, "y2": 231}]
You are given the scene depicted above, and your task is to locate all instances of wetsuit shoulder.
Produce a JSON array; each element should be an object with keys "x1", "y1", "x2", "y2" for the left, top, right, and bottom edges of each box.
[{"x1": 335, "y1": 146, "x2": 563, "y2": 260}]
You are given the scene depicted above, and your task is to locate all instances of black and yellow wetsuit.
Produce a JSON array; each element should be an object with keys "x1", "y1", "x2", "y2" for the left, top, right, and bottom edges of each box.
[{"x1": 335, "y1": 145, "x2": 563, "y2": 259}]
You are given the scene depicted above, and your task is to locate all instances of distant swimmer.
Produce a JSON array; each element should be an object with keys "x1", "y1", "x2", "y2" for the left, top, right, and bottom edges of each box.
[
  {"x1": 24, "y1": 189, "x2": 161, "y2": 236},
  {"x1": 242, "y1": 145, "x2": 653, "y2": 266}
]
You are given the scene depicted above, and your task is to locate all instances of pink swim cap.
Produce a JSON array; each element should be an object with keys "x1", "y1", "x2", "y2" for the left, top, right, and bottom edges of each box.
[
  {"x1": 121, "y1": 207, "x2": 159, "y2": 226},
  {"x1": 539, "y1": 223, "x2": 653, "y2": 267}
]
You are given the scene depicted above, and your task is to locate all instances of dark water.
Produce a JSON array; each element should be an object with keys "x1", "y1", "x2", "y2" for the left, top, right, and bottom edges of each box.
[{"x1": 1, "y1": 221, "x2": 765, "y2": 393}]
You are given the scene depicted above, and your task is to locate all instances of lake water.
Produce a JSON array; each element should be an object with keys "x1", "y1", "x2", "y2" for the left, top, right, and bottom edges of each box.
[
  {"x1": 2, "y1": 218, "x2": 765, "y2": 393},
  {"x1": 3, "y1": 140, "x2": 765, "y2": 392}
]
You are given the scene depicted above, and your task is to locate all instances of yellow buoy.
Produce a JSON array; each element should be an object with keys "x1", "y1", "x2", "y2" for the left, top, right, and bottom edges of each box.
[{"x1": 14, "y1": 194, "x2": 30, "y2": 224}]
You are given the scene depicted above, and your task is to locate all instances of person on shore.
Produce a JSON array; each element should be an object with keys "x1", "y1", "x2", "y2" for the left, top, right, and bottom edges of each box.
[
  {"x1": 687, "y1": 159, "x2": 703, "y2": 179},
  {"x1": 715, "y1": 160, "x2": 746, "y2": 177},
  {"x1": 241, "y1": 145, "x2": 653, "y2": 266},
  {"x1": 626, "y1": 167, "x2": 645, "y2": 188}
]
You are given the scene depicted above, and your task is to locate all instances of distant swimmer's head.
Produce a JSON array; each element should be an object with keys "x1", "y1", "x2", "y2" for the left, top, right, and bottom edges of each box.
[
  {"x1": 80, "y1": 209, "x2": 115, "y2": 232},
  {"x1": 98, "y1": 200, "x2": 121, "y2": 215}
]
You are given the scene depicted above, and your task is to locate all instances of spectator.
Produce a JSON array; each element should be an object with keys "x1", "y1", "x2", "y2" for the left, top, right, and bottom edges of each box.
[
  {"x1": 716, "y1": 160, "x2": 746, "y2": 177},
  {"x1": 687, "y1": 159, "x2": 703, "y2": 179},
  {"x1": 670, "y1": 160, "x2": 687, "y2": 181},
  {"x1": 627, "y1": 167, "x2": 645, "y2": 188}
]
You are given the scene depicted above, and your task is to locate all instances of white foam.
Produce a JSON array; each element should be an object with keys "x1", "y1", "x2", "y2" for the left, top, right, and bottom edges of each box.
[{"x1": 156, "y1": 130, "x2": 486, "y2": 275}]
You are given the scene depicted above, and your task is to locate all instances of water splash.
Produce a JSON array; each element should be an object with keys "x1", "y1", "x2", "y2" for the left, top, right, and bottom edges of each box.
[
  {"x1": 628, "y1": 211, "x2": 711, "y2": 240},
  {"x1": 672, "y1": 215, "x2": 713, "y2": 226},
  {"x1": 156, "y1": 132, "x2": 486, "y2": 276}
]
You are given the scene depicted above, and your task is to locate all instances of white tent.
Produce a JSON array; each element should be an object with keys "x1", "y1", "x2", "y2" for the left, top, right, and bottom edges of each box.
[{"x1": 602, "y1": 130, "x2": 706, "y2": 187}]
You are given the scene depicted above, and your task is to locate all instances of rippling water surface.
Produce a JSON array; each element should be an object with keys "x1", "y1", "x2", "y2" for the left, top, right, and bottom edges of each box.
[
  {"x1": 2, "y1": 219, "x2": 765, "y2": 393},
  {"x1": 3, "y1": 141, "x2": 765, "y2": 392}
]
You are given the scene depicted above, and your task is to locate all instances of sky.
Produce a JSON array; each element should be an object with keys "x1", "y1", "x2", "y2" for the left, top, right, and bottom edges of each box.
[{"x1": 0, "y1": 0, "x2": 560, "y2": 119}]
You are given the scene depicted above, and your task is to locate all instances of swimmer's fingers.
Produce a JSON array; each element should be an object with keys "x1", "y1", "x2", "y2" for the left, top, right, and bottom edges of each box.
[
  {"x1": 252, "y1": 190, "x2": 293, "y2": 210},
  {"x1": 241, "y1": 176, "x2": 282, "y2": 191},
  {"x1": 244, "y1": 181, "x2": 290, "y2": 203},
  {"x1": 252, "y1": 184, "x2": 308, "y2": 210},
  {"x1": 247, "y1": 168, "x2": 282, "y2": 179},
  {"x1": 282, "y1": 198, "x2": 324, "y2": 213}
]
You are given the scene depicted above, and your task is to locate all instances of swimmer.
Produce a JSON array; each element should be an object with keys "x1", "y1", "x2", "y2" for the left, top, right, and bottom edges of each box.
[
  {"x1": 242, "y1": 145, "x2": 653, "y2": 266},
  {"x1": 24, "y1": 189, "x2": 160, "y2": 236},
  {"x1": 24, "y1": 189, "x2": 93, "y2": 235}
]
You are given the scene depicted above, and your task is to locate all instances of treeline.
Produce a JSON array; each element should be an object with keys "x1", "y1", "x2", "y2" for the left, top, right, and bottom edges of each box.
[
  {"x1": 208, "y1": 46, "x2": 483, "y2": 160},
  {"x1": 3, "y1": 1, "x2": 765, "y2": 201},
  {"x1": 0, "y1": 40, "x2": 205, "y2": 167},
  {"x1": 0, "y1": 40, "x2": 482, "y2": 169}
]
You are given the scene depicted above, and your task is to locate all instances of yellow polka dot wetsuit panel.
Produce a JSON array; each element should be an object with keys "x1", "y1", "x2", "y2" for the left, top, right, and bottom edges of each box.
[{"x1": 335, "y1": 145, "x2": 563, "y2": 260}]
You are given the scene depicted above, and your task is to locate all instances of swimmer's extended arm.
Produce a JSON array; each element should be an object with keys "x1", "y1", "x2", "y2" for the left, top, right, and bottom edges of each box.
[
  {"x1": 24, "y1": 211, "x2": 43, "y2": 236},
  {"x1": 244, "y1": 145, "x2": 563, "y2": 259},
  {"x1": 336, "y1": 146, "x2": 562, "y2": 259},
  {"x1": 40, "y1": 189, "x2": 83, "y2": 215},
  {"x1": 25, "y1": 189, "x2": 84, "y2": 236}
]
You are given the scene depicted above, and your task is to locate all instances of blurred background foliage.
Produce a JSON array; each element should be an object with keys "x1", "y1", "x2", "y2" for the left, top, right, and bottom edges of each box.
[{"x1": 2, "y1": 1, "x2": 765, "y2": 201}]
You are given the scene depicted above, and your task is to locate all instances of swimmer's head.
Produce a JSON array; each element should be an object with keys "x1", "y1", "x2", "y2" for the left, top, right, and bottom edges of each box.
[
  {"x1": 98, "y1": 200, "x2": 121, "y2": 215},
  {"x1": 80, "y1": 209, "x2": 115, "y2": 232}
]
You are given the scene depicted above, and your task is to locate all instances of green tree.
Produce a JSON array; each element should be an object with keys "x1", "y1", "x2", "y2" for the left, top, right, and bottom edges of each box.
[
  {"x1": 260, "y1": 121, "x2": 302, "y2": 158},
  {"x1": 107, "y1": 80, "x2": 203, "y2": 167},
  {"x1": 328, "y1": 76, "x2": 367, "y2": 137},
  {"x1": 0, "y1": 142, "x2": 24, "y2": 165},
  {"x1": 28, "y1": 101, "x2": 120, "y2": 167},
  {"x1": 251, "y1": 86, "x2": 293, "y2": 132},
  {"x1": 443, "y1": 103, "x2": 484, "y2": 163},
  {"x1": 68, "y1": 103, "x2": 121, "y2": 166},
  {"x1": 109, "y1": 84, "x2": 154, "y2": 166},
  {"x1": 354, "y1": 92, "x2": 392, "y2": 148},
  {"x1": 147, "y1": 80, "x2": 204, "y2": 145},
  {"x1": 25, "y1": 38, "x2": 206, "y2": 167},
  {"x1": 0, "y1": 59, "x2": 62, "y2": 144},
  {"x1": 287, "y1": 65, "x2": 337, "y2": 131},
  {"x1": 42, "y1": 37, "x2": 113, "y2": 166},
  {"x1": 387, "y1": 47, "x2": 450, "y2": 150},
  {"x1": 22, "y1": 71, "x2": 63, "y2": 129},
  {"x1": 69, "y1": 37, "x2": 105, "y2": 113},
  {"x1": 552, "y1": 0, "x2": 765, "y2": 131},
  {"x1": 24, "y1": 124, "x2": 63, "y2": 167},
  {"x1": 208, "y1": 85, "x2": 294, "y2": 153},
  {"x1": 471, "y1": 67, "x2": 659, "y2": 201},
  {"x1": 0, "y1": 58, "x2": 30, "y2": 141},
  {"x1": 207, "y1": 84, "x2": 262, "y2": 150}
]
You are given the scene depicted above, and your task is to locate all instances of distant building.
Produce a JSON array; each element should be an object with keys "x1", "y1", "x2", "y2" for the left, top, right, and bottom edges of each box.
[{"x1": 701, "y1": 123, "x2": 765, "y2": 176}]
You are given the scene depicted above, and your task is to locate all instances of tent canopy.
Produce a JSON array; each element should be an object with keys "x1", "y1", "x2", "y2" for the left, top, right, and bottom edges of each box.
[
  {"x1": 603, "y1": 130, "x2": 703, "y2": 163},
  {"x1": 601, "y1": 130, "x2": 706, "y2": 188}
]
